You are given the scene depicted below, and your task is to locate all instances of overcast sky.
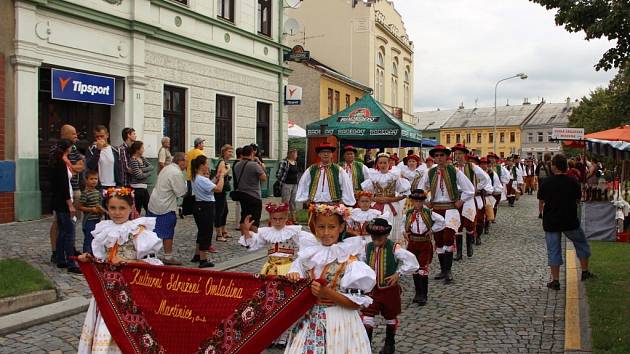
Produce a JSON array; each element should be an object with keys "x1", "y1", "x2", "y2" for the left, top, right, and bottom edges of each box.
[{"x1": 393, "y1": 0, "x2": 618, "y2": 112}]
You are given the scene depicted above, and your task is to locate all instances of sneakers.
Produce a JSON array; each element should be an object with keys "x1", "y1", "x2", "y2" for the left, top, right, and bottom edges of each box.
[
  {"x1": 547, "y1": 280, "x2": 560, "y2": 290},
  {"x1": 581, "y1": 270, "x2": 597, "y2": 281}
]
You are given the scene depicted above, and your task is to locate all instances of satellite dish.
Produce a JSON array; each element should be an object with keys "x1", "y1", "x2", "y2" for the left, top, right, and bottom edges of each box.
[
  {"x1": 284, "y1": 18, "x2": 300, "y2": 36},
  {"x1": 285, "y1": 0, "x2": 302, "y2": 9}
]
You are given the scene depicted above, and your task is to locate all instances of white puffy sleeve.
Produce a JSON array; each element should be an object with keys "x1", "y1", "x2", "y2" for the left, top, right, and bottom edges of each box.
[
  {"x1": 456, "y1": 169, "x2": 475, "y2": 202},
  {"x1": 287, "y1": 258, "x2": 307, "y2": 277},
  {"x1": 294, "y1": 231, "x2": 320, "y2": 250},
  {"x1": 393, "y1": 244, "x2": 419, "y2": 275},
  {"x1": 474, "y1": 165, "x2": 492, "y2": 193},
  {"x1": 500, "y1": 166, "x2": 511, "y2": 184},
  {"x1": 134, "y1": 226, "x2": 163, "y2": 260},
  {"x1": 360, "y1": 174, "x2": 375, "y2": 192},
  {"x1": 418, "y1": 173, "x2": 430, "y2": 196},
  {"x1": 295, "y1": 168, "x2": 312, "y2": 203},
  {"x1": 362, "y1": 164, "x2": 371, "y2": 181},
  {"x1": 430, "y1": 211, "x2": 446, "y2": 232},
  {"x1": 238, "y1": 231, "x2": 267, "y2": 251},
  {"x1": 396, "y1": 176, "x2": 411, "y2": 196},
  {"x1": 339, "y1": 168, "x2": 356, "y2": 206},
  {"x1": 493, "y1": 174, "x2": 503, "y2": 194},
  {"x1": 339, "y1": 259, "x2": 376, "y2": 307}
]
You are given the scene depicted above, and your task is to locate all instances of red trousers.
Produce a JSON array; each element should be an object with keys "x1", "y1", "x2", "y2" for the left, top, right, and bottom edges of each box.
[
  {"x1": 362, "y1": 284, "x2": 402, "y2": 320},
  {"x1": 407, "y1": 240, "x2": 433, "y2": 276}
]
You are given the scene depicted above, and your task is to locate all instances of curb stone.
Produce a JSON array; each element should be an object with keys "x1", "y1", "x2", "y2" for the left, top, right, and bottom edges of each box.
[
  {"x1": 0, "y1": 296, "x2": 90, "y2": 335},
  {"x1": 0, "y1": 289, "x2": 57, "y2": 316}
]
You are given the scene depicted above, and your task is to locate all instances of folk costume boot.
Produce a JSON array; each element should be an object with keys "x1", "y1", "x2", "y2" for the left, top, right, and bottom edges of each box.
[
  {"x1": 434, "y1": 254, "x2": 446, "y2": 280},
  {"x1": 380, "y1": 325, "x2": 396, "y2": 354},
  {"x1": 365, "y1": 326, "x2": 373, "y2": 343},
  {"x1": 466, "y1": 232, "x2": 475, "y2": 257},
  {"x1": 412, "y1": 274, "x2": 423, "y2": 304},
  {"x1": 454, "y1": 234, "x2": 463, "y2": 261},
  {"x1": 444, "y1": 252, "x2": 454, "y2": 284},
  {"x1": 418, "y1": 276, "x2": 429, "y2": 306},
  {"x1": 484, "y1": 221, "x2": 490, "y2": 235}
]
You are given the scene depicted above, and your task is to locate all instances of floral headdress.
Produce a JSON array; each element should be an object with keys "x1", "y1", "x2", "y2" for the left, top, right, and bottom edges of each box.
[
  {"x1": 308, "y1": 203, "x2": 351, "y2": 221},
  {"x1": 103, "y1": 187, "x2": 134, "y2": 199},
  {"x1": 265, "y1": 202, "x2": 289, "y2": 214},
  {"x1": 355, "y1": 190, "x2": 373, "y2": 200}
]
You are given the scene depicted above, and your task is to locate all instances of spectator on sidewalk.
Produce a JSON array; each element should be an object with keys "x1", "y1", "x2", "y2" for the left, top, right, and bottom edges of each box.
[
  {"x1": 128, "y1": 141, "x2": 154, "y2": 215},
  {"x1": 118, "y1": 127, "x2": 136, "y2": 187},
  {"x1": 148, "y1": 152, "x2": 188, "y2": 265},
  {"x1": 86, "y1": 125, "x2": 120, "y2": 189},
  {"x1": 213, "y1": 144, "x2": 233, "y2": 242},
  {"x1": 538, "y1": 153, "x2": 595, "y2": 291},
  {"x1": 276, "y1": 148, "x2": 300, "y2": 223},
  {"x1": 157, "y1": 136, "x2": 172, "y2": 173},
  {"x1": 232, "y1": 147, "x2": 243, "y2": 229},
  {"x1": 234, "y1": 145, "x2": 267, "y2": 237},
  {"x1": 77, "y1": 170, "x2": 105, "y2": 254},
  {"x1": 50, "y1": 139, "x2": 81, "y2": 274},
  {"x1": 48, "y1": 124, "x2": 84, "y2": 263},
  {"x1": 182, "y1": 138, "x2": 206, "y2": 216}
]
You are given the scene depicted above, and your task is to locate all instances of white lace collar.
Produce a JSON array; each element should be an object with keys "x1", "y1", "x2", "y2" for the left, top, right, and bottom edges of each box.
[
  {"x1": 91, "y1": 217, "x2": 156, "y2": 246},
  {"x1": 351, "y1": 208, "x2": 381, "y2": 221},
  {"x1": 257, "y1": 225, "x2": 303, "y2": 243},
  {"x1": 298, "y1": 236, "x2": 365, "y2": 270}
]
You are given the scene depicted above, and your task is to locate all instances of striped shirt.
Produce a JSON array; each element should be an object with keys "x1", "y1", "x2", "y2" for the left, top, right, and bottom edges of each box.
[{"x1": 79, "y1": 189, "x2": 102, "y2": 221}]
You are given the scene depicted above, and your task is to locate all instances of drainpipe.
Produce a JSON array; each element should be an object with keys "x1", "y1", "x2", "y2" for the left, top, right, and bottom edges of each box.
[{"x1": 277, "y1": 2, "x2": 285, "y2": 162}]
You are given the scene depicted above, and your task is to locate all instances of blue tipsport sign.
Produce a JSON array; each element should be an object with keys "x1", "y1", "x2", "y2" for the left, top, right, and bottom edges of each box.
[{"x1": 51, "y1": 69, "x2": 115, "y2": 105}]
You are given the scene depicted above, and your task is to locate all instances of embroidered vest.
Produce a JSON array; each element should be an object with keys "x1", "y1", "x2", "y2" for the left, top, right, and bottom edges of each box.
[
  {"x1": 409, "y1": 171, "x2": 422, "y2": 190},
  {"x1": 340, "y1": 161, "x2": 366, "y2": 191},
  {"x1": 372, "y1": 179, "x2": 397, "y2": 197},
  {"x1": 405, "y1": 207, "x2": 433, "y2": 233},
  {"x1": 428, "y1": 165, "x2": 460, "y2": 201},
  {"x1": 308, "y1": 164, "x2": 342, "y2": 202},
  {"x1": 463, "y1": 163, "x2": 477, "y2": 187},
  {"x1": 267, "y1": 238, "x2": 298, "y2": 256},
  {"x1": 510, "y1": 166, "x2": 518, "y2": 180},
  {"x1": 488, "y1": 170, "x2": 495, "y2": 187},
  {"x1": 495, "y1": 165, "x2": 503, "y2": 179},
  {"x1": 366, "y1": 239, "x2": 398, "y2": 288}
]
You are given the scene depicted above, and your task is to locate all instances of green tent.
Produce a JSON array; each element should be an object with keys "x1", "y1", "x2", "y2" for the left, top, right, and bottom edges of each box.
[{"x1": 305, "y1": 95, "x2": 435, "y2": 148}]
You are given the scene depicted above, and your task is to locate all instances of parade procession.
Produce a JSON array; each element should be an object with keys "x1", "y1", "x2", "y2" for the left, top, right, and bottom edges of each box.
[{"x1": 1, "y1": 0, "x2": 628, "y2": 353}]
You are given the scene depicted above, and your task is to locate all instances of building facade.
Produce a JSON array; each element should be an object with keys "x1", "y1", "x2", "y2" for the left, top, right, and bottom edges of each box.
[
  {"x1": 2, "y1": 0, "x2": 290, "y2": 222},
  {"x1": 287, "y1": 58, "x2": 372, "y2": 129},
  {"x1": 287, "y1": 0, "x2": 415, "y2": 123},
  {"x1": 521, "y1": 100, "x2": 576, "y2": 160}
]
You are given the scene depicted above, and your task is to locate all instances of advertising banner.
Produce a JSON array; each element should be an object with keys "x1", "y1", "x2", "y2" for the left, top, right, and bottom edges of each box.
[{"x1": 51, "y1": 68, "x2": 115, "y2": 105}]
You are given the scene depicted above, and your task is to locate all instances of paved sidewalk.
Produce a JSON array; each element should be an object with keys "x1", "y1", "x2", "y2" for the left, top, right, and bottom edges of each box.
[{"x1": 0, "y1": 195, "x2": 565, "y2": 353}]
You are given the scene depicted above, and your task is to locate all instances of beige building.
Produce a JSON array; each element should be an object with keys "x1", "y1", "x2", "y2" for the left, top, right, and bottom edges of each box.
[{"x1": 287, "y1": 0, "x2": 415, "y2": 123}]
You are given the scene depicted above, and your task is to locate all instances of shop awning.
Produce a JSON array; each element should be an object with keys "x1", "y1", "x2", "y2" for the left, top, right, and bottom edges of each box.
[
  {"x1": 585, "y1": 125, "x2": 630, "y2": 142},
  {"x1": 306, "y1": 95, "x2": 436, "y2": 148},
  {"x1": 585, "y1": 125, "x2": 630, "y2": 156}
]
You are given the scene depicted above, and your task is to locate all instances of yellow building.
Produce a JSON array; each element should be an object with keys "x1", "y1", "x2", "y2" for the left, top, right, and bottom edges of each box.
[
  {"x1": 438, "y1": 104, "x2": 541, "y2": 158},
  {"x1": 288, "y1": 58, "x2": 372, "y2": 129}
]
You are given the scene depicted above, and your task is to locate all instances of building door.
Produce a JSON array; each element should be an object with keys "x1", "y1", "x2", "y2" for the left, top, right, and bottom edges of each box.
[
  {"x1": 163, "y1": 86, "x2": 186, "y2": 153},
  {"x1": 38, "y1": 67, "x2": 111, "y2": 214}
]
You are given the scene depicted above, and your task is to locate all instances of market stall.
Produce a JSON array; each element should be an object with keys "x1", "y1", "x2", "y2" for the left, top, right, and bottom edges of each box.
[{"x1": 305, "y1": 95, "x2": 435, "y2": 164}]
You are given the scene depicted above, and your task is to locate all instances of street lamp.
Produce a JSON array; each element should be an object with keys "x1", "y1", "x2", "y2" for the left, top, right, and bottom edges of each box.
[
  {"x1": 493, "y1": 73, "x2": 527, "y2": 152},
  {"x1": 419, "y1": 121, "x2": 436, "y2": 159}
]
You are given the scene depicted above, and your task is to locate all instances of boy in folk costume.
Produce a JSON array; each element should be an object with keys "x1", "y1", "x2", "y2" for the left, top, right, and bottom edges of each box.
[
  {"x1": 451, "y1": 144, "x2": 491, "y2": 260},
  {"x1": 347, "y1": 191, "x2": 392, "y2": 241},
  {"x1": 505, "y1": 157, "x2": 523, "y2": 207},
  {"x1": 339, "y1": 145, "x2": 371, "y2": 192},
  {"x1": 523, "y1": 157, "x2": 537, "y2": 195},
  {"x1": 296, "y1": 142, "x2": 356, "y2": 207},
  {"x1": 466, "y1": 154, "x2": 494, "y2": 246},
  {"x1": 479, "y1": 157, "x2": 503, "y2": 234},
  {"x1": 361, "y1": 218, "x2": 419, "y2": 354},
  {"x1": 403, "y1": 189, "x2": 445, "y2": 306},
  {"x1": 418, "y1": 145, "x2": 475, "y2": 283},
  {"x1": 487, "y1": 152, "x2": 510, "y2": 218}
]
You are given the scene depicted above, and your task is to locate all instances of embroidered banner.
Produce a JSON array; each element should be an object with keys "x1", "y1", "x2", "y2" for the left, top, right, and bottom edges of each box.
[{"x1": 78, "y1": 261, "x2": 316, "y2": 353}]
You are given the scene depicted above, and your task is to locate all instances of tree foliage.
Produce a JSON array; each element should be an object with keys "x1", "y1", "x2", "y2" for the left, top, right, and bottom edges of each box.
[
  {"x1": 530, "y1": 0, "x2": 630, "y2": 71},
  {"x1": 569, "y1": 62, "x2": 630, "y2": 132}
]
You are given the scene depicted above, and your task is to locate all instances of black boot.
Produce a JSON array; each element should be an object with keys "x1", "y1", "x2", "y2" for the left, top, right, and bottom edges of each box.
[
  {"x1": 434, "y1": 254, "x2": 446, "y2": 280},
  {"x1": 454, "y1": 234, "x2": 463, "y2": 261},
  {"x1": 365, "y1": 326, "x2": 373, "y2": 343},
  {"x1": 379, "y1": 325, "x2": 396, "y2": 354},
  {"x1": 484, "y1": 221, "x2": 490, "y2": 234},
  {"x1": 444, "y1": 252, "x2": 454, "y2": 284},
  {"x1": 418, "y1": 276, "x2": 428, "y2": 306},
  {"x1": 475, "y1": 233, "x2": 482, "y2": 246},
  {"x1": 466, "y1": 233, "x2": 474, "y2": 257},
  {"x1": 412, "y1": 274, "x2": 422, "y2": 304}
]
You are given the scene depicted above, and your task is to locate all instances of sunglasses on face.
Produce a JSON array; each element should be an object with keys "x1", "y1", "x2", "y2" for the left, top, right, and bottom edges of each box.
[{"x1": 433, "y1": 153, "x2": 446, "y2": 157}]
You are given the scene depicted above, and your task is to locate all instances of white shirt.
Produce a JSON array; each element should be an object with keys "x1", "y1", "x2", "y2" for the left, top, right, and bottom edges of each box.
[
  {"x1": 418, "y1": 166, "x2": 475, "y2": 203},
  {"x1": 98, "y1": 145, "x2": 116, "y2": 187},
  {"x1": 488, "y1": 170, "x2": 503, "y2": 195},
  {"x1": 456, "y1": 162, "x2": 491, "y2": 194},
  {"x1": 295, "y1": 164, "x2": 356, "y2": 206},
  {"x1": 403, "y1": 208, "x2": 446, "y2": 235},
  {"x1": 341, "y1": 161, "x2": 370, "y2": 188}
]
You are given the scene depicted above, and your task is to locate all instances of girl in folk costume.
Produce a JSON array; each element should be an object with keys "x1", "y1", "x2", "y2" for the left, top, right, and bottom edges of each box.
[
  {"x1": 347, "y1": 191, "x2": 392, "y2": 241},
  {"x1": 361, "y1": 153, "x2": 411, "y2": 243},
  {"x1": 239, "y1": 203, "x2": 317, "y2": 276},
  {"x1": 285, "y1": 204, "x2": 376, "y2": 354},
  {"x1": 399, "y1": 154, "x2": 426, "y2": 211},
  {"x1": 361, "y1": 218, "x2": 419, "y2": 354},
  {"x1": 402, "y1": 189, "x2": 445, "y2": 306},
  {"x1": 479, "y1": 157, "x2": 503, "y2": 235},
  {"x1": 77, "y1": 187, "x2": 163, "y2": 354}
]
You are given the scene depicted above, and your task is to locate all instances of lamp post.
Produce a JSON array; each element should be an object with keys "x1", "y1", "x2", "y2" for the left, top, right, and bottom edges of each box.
[
  {"x1": 419, "y1": 121, "x2": 435, "y2": 159},
  {"x1": 493, "y1": 73, "x2": 527, "y2": 152}
]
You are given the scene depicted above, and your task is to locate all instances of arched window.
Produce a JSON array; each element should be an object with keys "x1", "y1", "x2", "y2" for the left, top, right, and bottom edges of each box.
[
  {"x1": 376, "y1": 52, "x2": 384, "y2": 68},
  {"x1": 392, "y1": 62, "x2": 398, "y2": 77},
  {"x1": 378, "y1": 70, "x2": 384, "y2": 101},
  {"x1": 391, "y1": 77, "x2": 398, "y2": 106},
  {"x1": 404, "y1": 70, "x2": 409, "y2": 83},
  {"x1": 403, "y1": 68, "x2": 410, "y2": 112}
]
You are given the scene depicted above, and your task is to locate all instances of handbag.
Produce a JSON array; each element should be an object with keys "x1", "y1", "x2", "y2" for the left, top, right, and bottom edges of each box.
[
  {"x1": 273, "y1": 180, "x2": 282, "y2": 198},
  {"x1": 230, "y1": 161, "x2": 250, "y2": 202},
  {"x1": 485, "y1": 202, "x2": 495, "y2": 221}
]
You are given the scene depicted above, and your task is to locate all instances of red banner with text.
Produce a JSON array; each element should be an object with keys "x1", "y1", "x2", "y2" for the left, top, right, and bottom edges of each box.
[{"x1": 79, "y1": 261, "x2": 316, "y2": 354}]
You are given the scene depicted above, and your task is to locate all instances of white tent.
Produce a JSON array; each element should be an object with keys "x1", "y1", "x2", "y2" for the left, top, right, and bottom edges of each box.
[{"x1": 288, "y1": 120, "x2": 306, "y2": 138}]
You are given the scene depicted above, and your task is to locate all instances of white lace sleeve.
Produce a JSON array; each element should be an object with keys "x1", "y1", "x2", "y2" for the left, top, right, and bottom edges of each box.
[
  {"x1": 394, "y1": 244, "x2": 419, "y2": 275},
  {"x1": 134, "y1": 229, "x2": 163, "y2": 259},
  {"x1": 339, "y1": 260, "x2": 376, "y2": 307},
  {"x1": 287, "y1": 258, "x2": 306, "y2": 277},
  {"x1": 237, "y1": 231, "x2": 267, "y2": 251}
]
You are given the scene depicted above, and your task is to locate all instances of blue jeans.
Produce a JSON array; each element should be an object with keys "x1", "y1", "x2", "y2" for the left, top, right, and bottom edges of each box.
[
  {"x1": 545, "y1": 228, "x2": 592, "y2": 266},
  {"x1": 82, "y1": 219, "x2": 99, "y2": 254},
  {"x1": 56, "y1": 212, "x2": 77, "y2": 268}
]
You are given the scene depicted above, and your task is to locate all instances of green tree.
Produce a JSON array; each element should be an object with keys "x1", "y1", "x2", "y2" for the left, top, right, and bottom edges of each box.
[
  {"x1": 569, "y1": 62, "x2": 630, "y2": 132},
  {"x1": 530, "y1": 0, "x2": 630, "y2": 71}
]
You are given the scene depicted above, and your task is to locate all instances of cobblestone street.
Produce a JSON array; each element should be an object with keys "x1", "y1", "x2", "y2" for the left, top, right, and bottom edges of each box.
[{"x1": 0, "y1": 195, "x2": 565, "y2": 353}]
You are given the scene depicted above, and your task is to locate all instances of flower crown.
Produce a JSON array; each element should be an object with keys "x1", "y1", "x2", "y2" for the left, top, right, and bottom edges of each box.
[
  {"x1": 103, "y1": 187, "x2": 134, "y2": 199},
  {"x1": 376, "y1": 152, "x2": 391, "y2": 159},
  {"x1": 355, "y1": 190, "x2": 373, "y2": 199},
  {"x1": 265, "y1": 202, "x2": 289, "y2": 214},
  {"x1": 308, "y1": 203, "x2": 351, "y2": 221}
]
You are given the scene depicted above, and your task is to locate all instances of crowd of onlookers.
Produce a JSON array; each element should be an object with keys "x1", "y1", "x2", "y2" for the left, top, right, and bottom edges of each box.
[{"x1": 48, "y1": 123, "x2": 291, "y2": 272}]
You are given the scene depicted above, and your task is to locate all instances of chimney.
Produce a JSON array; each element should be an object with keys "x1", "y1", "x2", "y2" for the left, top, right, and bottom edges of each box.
[
  {"x1": 523, "y1": 97, "x2": 530, "y2": 105},
  {"x1": 566, "y1": 97, "x2": 571, "y2": 106}
]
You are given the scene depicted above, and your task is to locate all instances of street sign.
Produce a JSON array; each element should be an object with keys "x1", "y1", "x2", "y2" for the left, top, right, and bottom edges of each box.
[
  {"x1": 285, "y1": 85, "x2": 302, "y2": 105},
  {"x1": 284, "y1": 45, "x2": 310, "y2": 62},
  {"x1": 551, "y1": 127, "x2": 584, "y2": 140},
  {"x1": 51, "y1": 68, "x2": 115, "y2": 105}
]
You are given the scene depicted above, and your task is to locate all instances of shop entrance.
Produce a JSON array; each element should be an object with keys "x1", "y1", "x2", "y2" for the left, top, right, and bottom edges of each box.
[{"x1": 38, "y1": 67, "x2": 111, "y2": 214}]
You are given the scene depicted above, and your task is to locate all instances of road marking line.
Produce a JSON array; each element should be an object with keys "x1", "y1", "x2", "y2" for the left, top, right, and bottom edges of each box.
[{"x1": 565, "y1": 248, "x2": 581, "y2": 350}]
